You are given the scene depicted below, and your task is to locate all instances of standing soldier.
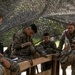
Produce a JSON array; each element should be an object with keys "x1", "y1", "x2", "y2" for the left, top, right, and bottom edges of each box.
[
  {"x1": 39, "y1": 33, "x2": 57, "y2": 71},
  {"x1": 58, "y1": 23, "x2": 75, "y2": 75}
]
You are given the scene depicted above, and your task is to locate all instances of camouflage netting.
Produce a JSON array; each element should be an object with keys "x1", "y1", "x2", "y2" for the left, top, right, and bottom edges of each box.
[{"x1": 0, "y1": 0, "x2": 75, "y2": 34}]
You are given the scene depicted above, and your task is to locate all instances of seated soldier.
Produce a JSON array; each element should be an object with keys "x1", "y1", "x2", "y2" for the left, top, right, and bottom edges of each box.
[
  {"x1": 12, "y1": 24, "x2": 46, "y2": 75},
  {"x1": 39, "y1": 33, "x2": 57, "y2": 71},
  {"x1": 0, "y1": 53, "x2": 20, "y2": 75},
  {"x1": 58, "y1": 23, "x2": 75, "y2": 75}
]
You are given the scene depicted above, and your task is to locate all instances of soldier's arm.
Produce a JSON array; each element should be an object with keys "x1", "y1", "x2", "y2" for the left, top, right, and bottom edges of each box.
[
  {"x1": 13, "y1": 35, "x2": 32, "y2": 50},
  {"x1": 13, "y1": 36, "x2": 22, "y2": 50},
  {"x1": 1, "y1": 58, "x2": 11, "y2": 69},
  {"x1": 49, "y1": 41, "x2": 57, "y2": 54},
  {"x1": 0, "y1": 53, "x2": 10, "y2": 69},
  {"x1": 39, "y1": 42, "x2": 44, "y2": 48},
  {"x1": 36, "y1": 42, "x2": 44, "y2": 53},
  {"x1": 58, "y1": 35, "x2": 65, "y2": 52},
  {"x1": 51, "y1": 41, "x2": 56, "y2": 49},
  {"x1": 35, "y1": 43, "x2": 47, "y2": 58}
]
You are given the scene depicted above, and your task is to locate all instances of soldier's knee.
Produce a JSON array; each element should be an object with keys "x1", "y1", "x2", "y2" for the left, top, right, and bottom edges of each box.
[{"x1": 9, "y1": 61, "x2": 21, "y2": 74}]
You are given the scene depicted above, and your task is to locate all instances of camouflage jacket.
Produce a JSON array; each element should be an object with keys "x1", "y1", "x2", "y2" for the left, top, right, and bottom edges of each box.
[
  {"x1": 13, "y1": 30, "x2": 34, "y2": 56},
  {"x1": 58, "y1": 30, "x2": 75, "y2": 52},
  {"x1": 40, "y1": 41, "x2": 56, "y2": 54}
]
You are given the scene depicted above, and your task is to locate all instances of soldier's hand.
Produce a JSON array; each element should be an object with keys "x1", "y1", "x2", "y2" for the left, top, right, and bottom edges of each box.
[
  {"x1": 30, "y1": 45, "x2": 35, "y2": 54},
  {"x1": 26, "y1": 42, "x2": 32, "y2": 46},
  {"x1": 21, "y1": 42, "x2": 32, "y2": 48},
  {"x1": 63, "y1": 45, "x2": 68, "y2": 51},
  {"x1": 71, "y1": 44, "x2": 75, "y2": 48},
  {"x1": 41, "y1": 51, "x2": 47, "y2": 58},
  {"x1": 55, "y1": 53, "x2": 60, "y2": 57}
]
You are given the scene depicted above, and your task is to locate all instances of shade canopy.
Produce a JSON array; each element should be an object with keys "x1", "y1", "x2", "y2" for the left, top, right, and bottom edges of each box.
[{"x1": 0, "y1": 0, "x2": 75, "y2": 33}]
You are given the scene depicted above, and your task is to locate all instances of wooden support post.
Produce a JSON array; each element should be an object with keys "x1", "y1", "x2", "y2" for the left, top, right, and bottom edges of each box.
[
  {"x1": 36, "y1": 69, "x2": 51, "y2": 75},
  {"x1": 30, "y1": 66, "x2": 36, "y2": 75},
  {"x1": 51, "y1": 55, "x2": 59, "y2": 75},
  {"x1": 56, "y1": 61, "x2": 59, "y2": 75}
]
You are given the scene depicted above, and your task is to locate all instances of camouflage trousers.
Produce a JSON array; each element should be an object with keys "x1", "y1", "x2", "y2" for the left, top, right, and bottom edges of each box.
[
  {"x1": 4, "y1": 58, "x2": 21, "y2": 75},
  {"x1": 61, "y1": 51, "x2": 75, "y2": 75},
  {"x1": 0, "y1": 64, "x2": 4, "y2": 75}
]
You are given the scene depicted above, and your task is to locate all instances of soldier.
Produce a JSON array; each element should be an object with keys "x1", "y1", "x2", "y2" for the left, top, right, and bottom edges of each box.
[
  {"x1": 13, "y1": 24, "x2": 37, "y2": 57},
  {"x1": 0, "y1": 14, "x2": 20, "y2": 75},
  {"x1": 12, "y1": 24, "x2": 39, "y2": 75},
  {"x1": 58, "y1": 23, "x2": 75, "y2": 75},
  {"x1": 0, "y1": 53, "x2": 20, "y2": 75},
  {"x1": 12, "y1": 24, "x2": 47, "y2": 75},
  {"x1": 39, "y1": 33, "x2": 57, "y2": 71}
]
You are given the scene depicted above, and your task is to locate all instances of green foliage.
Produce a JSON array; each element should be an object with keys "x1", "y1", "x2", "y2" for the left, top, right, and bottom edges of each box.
[
  {"x1": 34, "y1": 17, "x2": 65, "y2": 37},
  {"x1": 0, "y1": 26, "x2": 23, "y2": 46},
  {"x1": 0, "y1": 18, "x2": 65, "y2": 47}
]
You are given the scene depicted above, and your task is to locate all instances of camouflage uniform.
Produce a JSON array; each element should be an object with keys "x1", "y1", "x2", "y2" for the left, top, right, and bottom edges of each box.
[
  {"x1": 12, "y1": 30, "x2": 38, "y2": 75},
  {"x1": 6, "y1": 58, "x2": 21, "y2": 75},
  {"x1": 58, "y1": 30, "x2": 75, "y2": 75},
  {"x1": 13, "y1": 30, "x2": 34, "y2": 57},
  {"x1": 0, "y1": 57, "x2": 20, "y2": 75},
  {"x1": 40, "y1": 41, "x2": 56, "y2": 71},
  {"x1": 0, "y1": 57, "x2": 21, "y2": 75},
  {"x1": 0, "y1": 64, "x2": 4, "y2": 75}
]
